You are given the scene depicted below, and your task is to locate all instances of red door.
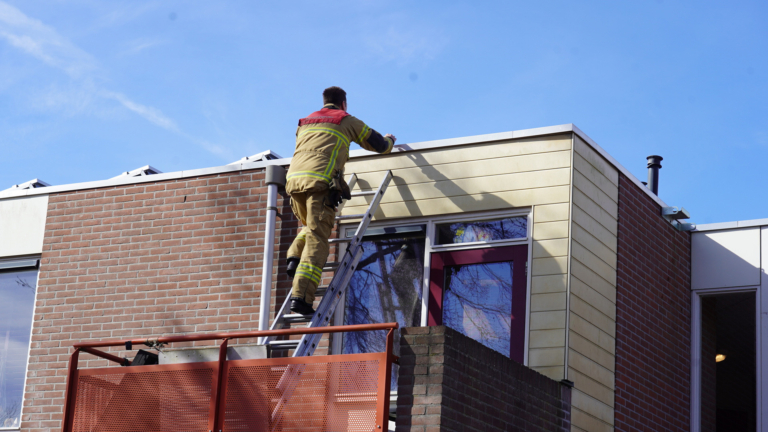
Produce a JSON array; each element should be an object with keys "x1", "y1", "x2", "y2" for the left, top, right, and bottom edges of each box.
[{"x1": 428, "y1": 245, "x2": 528, "y2": 363}]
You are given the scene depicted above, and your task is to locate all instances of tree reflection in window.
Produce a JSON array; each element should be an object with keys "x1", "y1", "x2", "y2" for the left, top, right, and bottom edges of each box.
[
  {"x1": 436, "y1": 216, "x2": 527, "y2": 245},
  {"x1": 443, "y1": 261, "x2": 513, "y2": 356},
  {"x1": 343, "y1": 236, "x2": 425, "y2": 353},
  {"x1": 342, "y1": 234, "x2": 425, "y2": 386}
]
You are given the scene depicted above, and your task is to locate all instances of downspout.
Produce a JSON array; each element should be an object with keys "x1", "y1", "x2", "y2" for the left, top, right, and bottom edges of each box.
[{"x1": 258, "y1": 165, "x2": 286, "y2": 332}]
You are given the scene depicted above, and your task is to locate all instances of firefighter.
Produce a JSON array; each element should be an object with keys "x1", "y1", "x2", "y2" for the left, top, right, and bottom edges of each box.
[{"x1": 286, "y1": 86, "x2": 396, "y2": 315}]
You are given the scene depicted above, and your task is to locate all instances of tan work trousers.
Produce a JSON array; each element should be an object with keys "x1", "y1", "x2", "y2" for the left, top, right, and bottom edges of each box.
[{"x1": 287, "y1": 186, "x2": 335, "y2": 304}]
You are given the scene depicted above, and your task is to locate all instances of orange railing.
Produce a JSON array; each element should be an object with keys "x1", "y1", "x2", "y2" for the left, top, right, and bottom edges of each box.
[{"x1": 62, "y1": 323, "x2": 398, "y2": 432}]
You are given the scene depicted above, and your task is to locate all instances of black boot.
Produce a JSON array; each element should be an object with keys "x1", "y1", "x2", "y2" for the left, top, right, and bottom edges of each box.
[
  {"x1": 290, "y1": 297, "x2": 315, "y2": 315},
  {"x1": 286, "y1": 257, "x2": 300, "y2": 278}
]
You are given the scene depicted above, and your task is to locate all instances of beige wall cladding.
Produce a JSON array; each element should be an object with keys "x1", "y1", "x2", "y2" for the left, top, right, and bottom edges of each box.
[
  {"x1": 534, "y1": 203, "x2": 570, "y2": 223},
  {"x1": 568, "y1": 135, "x2": 619, "y2": 432},
  {"x1": 573, "y1": 389, "x2": 615, "y2": 424},
  {"x1": 532, "y1": 274, "x2": 568, "y2": 294},
  {"x1": 342, "y1": 133, "x2": 572, "y2": 218},
  {"x1": 344, "y1": 133, "x2": 575, "y2": 383}
]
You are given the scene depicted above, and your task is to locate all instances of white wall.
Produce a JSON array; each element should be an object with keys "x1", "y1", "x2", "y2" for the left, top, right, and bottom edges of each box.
[
  {"x1": 0, "y1": 195, "x2": 49, "y2": 257},
  {"x1": 691, "y1": 227, "x2": 761, "y2": 290}
]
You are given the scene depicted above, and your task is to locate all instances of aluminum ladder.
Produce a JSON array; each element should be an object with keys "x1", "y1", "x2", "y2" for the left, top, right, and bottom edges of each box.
[{"x1": 261, "y1": 170, "x2": 393, "y2": 357}]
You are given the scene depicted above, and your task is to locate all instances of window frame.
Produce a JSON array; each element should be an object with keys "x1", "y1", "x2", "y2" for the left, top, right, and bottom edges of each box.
[
  {"x1": 335, "y1": 208, "x2": 533, "y2": 365},
  {"x1": 428, "y1": 244, "x2": 529, "y2": 363},
  {"x1": 0, "y1": 255, "x2": 40, "y2": 432}
]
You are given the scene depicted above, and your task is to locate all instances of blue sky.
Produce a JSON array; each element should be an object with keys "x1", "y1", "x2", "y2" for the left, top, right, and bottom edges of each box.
[{"x1": 1, "y1": 1, "x2": 766, "y2": 224}]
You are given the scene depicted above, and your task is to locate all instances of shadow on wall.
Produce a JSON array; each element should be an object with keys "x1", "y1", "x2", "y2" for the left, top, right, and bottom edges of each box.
[
  {"x1": 691, "y1": 229, "x2": 762, "y2": 290},
  {"x1": 353, "y1": 149, "x2": 512, "y2": 219}
]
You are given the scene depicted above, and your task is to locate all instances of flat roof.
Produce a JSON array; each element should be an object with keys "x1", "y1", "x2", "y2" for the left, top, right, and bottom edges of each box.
[{"x1": 0, "y1": 123, "x2": 668, "y2": 208}]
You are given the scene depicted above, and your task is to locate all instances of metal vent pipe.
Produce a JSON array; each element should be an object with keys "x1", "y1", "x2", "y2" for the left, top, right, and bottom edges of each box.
[{"x1": 646, "y1": 155, "x2": 663, "y2": 195}]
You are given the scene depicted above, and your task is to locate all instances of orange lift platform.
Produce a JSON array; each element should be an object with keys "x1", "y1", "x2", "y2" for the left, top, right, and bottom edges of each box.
[{"x1": 61, "y1": 323, "x2": 398, "y2": 432}]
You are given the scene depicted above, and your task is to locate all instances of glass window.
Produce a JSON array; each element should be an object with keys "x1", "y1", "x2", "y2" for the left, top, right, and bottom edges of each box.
[
  {"x1": 435, "y1": 216, "x2": 527, "y2": 245},
  {"x1": 443, "y1": 262, "x2": 514, "y2": 356},
  {"x1": 342, "y1": 227, "x2": 426, "y2": 387},
  {"x1": 428, "y1": 245, "x2": 528, "y2": 363},
  {"x1": 0, "y1": 268, "x2": 37, "y2": 429}
]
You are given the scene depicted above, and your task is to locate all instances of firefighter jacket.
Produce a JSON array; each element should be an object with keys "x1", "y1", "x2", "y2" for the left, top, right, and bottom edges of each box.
[{"x1": 286, "y1": 104, "x2": 394, "y2": 194}]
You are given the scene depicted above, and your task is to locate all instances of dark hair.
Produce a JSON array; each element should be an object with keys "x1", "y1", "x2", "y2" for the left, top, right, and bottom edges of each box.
[{"x1": 322, "y1": 86, "x2": 347, "y2": 107}]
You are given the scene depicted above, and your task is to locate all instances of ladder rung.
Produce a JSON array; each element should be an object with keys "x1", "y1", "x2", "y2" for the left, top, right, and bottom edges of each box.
[
  {"x1": 315, "y1": 287, "x2": 326, "y2": 296},
  {"x1": 282, "y1": 314, "x2": 313, "y2": 324},
  {"x1": 267, "y1": 340, "x2": 300, "y2": 350},
  {"x1": 329, "y1": 238, "x2": 352, "y2": 243},
  {"x1": 335, "y1": 213, "x2": 366, "y2": 221},
  {"x1": 323, "y1": 262, "x2": 339, "y2": 272},
  {"x1": 350, "y1": 191, "x2": 376, "y2": 197}
]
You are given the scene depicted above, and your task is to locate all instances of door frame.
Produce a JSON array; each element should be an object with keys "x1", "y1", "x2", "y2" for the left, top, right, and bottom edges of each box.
[{"x1": 690, "y1": 224, "x2": 768, "y2": 432}]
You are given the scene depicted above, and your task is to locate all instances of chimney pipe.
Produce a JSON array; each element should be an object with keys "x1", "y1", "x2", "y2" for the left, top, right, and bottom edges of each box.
[{"x1": 646, "y1": 155, "x2": 663, "y2": 195}]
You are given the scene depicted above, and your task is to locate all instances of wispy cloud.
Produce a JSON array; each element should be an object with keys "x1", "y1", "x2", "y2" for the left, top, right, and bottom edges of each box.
[
  {"x1": 0, "y1": 1, "x2": 222, "y2": 156},
  {"x1": 102, "y1": 90, "x2": 179, "y2": 132},
  {"x1": 119, "y1": 37, "x2": 167, "y2": 56},
  {"x1": 0, "y1": 2, "x2": 97, "y2": 78}
]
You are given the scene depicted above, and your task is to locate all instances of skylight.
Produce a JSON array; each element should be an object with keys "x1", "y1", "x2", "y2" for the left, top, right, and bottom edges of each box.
[
  {"x1": 229, "y1": 150, "x2": 283, "y2": 165},
  {"x1": 111, "y1": 165, "x2": 163, "y2": 178}
]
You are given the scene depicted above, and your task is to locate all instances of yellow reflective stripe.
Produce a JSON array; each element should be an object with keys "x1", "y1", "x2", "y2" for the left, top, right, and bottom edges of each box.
[
  {"x1": 298, "y1": 127, "x2": 349, "y2": 146},
  {"x1": 324, "y1": 137, "x2": 345, "y2": 177},
  {"x1": 296, "y1": 232, "x2": 307, "y2": 240},
  {"x1": 299, "y1": 263, "x2": 323, "y2": 277},
  {"x1": 357, "y1": 125, "x2": 370, "y2": 143},
  {"x1": 385, "y1": 138, "x2": 394, "y2": 153},
  {"x1": 299, "y1": 262, "x2": 322, "y2": 271},
  {"x1": 296, "y1": 127, "x2": 351, "y2": 181},
  {"x1": 286, "y1": 171, "x2": 332, "y2": 182},
  {"x1": 296, "y1": 270, "x2": 321, "y2": 284}
]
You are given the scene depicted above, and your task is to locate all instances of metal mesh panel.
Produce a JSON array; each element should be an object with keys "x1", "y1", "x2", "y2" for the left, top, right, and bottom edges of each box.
[
  {"x1": 224, "y1": 359, "x2": 380, "y2": 432},
  {"x1": 72, "y1": 367, "x2": 214, "y2": 432}
]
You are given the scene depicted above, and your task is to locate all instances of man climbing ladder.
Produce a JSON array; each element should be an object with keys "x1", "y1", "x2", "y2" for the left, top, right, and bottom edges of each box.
[{"x1": 286, "y1": 86, "x2": 396, "y2": 315}]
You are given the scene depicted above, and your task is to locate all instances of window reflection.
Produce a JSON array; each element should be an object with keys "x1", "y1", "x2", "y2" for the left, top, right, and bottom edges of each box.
[
  {"x1": 343, "y1": 232, "x2": 425, "y2": 386},
  {"x1": 443, "y1": 262, "x2": 513, "y2": 356},
  {"x1": 0, "y1": 269, "x2": 37, "y2": 429},
  {"x1": 435, "y1": 216, "x2": 527, "y2": 245}
]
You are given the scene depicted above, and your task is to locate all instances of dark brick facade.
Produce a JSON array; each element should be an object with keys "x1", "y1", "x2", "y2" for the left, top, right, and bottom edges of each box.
[
  {"x1": 396, "y1": 326, "x2": 572, "y2": 432},
  {"x1": 614, "y1": 173, "x2": 692, "y2": 432},
  {"x1": 22, "y1": 169, "x2": 305, "y2": 431}
]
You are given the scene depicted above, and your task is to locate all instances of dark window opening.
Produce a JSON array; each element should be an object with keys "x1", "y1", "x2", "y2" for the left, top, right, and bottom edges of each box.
[{"x1": 701, "y1": 292, "x2": 756, "y2": 432}]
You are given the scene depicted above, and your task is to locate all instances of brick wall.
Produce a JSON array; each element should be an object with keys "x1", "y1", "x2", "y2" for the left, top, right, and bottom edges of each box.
[
  {"x1": 22, "y1": 169, "x2": 303, "y2": 431},
  {"x1": 614, "y1": 174, "x2": 691, "y2": 431},
  {"x1": 396, "y1": 326, "x2": 572, "y2": 432}
]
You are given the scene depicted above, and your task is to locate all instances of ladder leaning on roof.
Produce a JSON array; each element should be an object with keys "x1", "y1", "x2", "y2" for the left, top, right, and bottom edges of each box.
[{"x1": 260, "y1": 170, "x2": 393, "y2": 357}]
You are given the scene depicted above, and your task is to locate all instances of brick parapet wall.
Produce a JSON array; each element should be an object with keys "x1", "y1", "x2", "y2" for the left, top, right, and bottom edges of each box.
[
  {"x1": 614, "y1": 174, "x2": 692, "y2": 431},
  {"x1": 396, "y1": 326, "x2": 571, "y2": 432},
  {"x1": 21, "y1": 169, "x2": 305, "y2": 431}
]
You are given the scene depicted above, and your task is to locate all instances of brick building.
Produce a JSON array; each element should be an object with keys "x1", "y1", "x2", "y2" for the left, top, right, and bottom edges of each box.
[{"x1": 0, "y1": 123, "x2": 749, "y2": 431}]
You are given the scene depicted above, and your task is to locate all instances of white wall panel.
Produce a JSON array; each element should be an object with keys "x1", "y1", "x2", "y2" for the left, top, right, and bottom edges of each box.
[
  {"x1": 691, "y1": 228, "x2": 761, "y2": 289},
  {"x1": 0, "y1": 195, "x2": 49, "y2": 257}
]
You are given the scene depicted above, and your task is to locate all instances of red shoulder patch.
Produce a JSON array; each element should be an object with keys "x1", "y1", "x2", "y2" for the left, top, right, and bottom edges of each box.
[{"x1": 298, "y1": 108, "x2": 350, "y2": 126}]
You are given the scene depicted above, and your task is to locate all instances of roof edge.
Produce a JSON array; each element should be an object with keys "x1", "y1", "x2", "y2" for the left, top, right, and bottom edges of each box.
[
  {"x1": 694, "y1": 218, "x2": 768, "y2": 232},
  {"x1": 570, "y1": 124, "x2": 668, "y2": 209},
  {"x1": 0, "y1": 123, "x2": 668, "y2": 209}
]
